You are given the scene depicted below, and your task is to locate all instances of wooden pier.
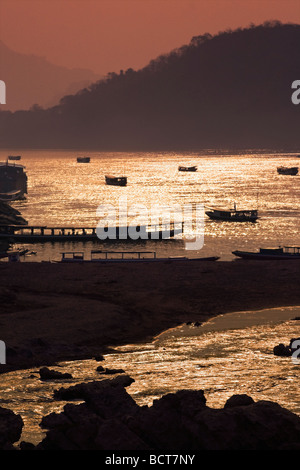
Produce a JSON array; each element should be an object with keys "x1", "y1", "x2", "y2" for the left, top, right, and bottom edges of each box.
[{"x1": 0, "y1": 222, "x2": 183, "y2": 243}]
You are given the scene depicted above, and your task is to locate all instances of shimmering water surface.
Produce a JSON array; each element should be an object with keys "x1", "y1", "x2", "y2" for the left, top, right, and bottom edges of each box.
[
  {"x1": 1, "y1": 306, "x2": 300, "y2": 446},
  {"x1": 0, "y1": 150, "x2": 299, "y2": 446},
  {"x1": 0, "y1": 149, "x2": 299, "y2": 260}
]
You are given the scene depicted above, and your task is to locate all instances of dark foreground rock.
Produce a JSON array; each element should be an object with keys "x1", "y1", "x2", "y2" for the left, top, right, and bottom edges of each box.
[
  {"x1": 0, "y1": 406, "x2": 23, "y2": 450},
  {"x1": 39, "y1": 367, "x2": 73, "y2": 381},
  {"x1": 273, "y1": 337, "x2": 300, "y2": 357},
  {"x1": 25, "y1": 376, "x2": 300, "y2": 450}
]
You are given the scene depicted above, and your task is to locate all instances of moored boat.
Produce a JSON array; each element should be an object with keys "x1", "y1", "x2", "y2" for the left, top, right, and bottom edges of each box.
[
  {"x1": 0, "y1": 248, "x2": 29, "y2": 260},
  {"x1": 205, "y1": 204, "x2": 258, "y2": 222},
  {"x1": 59, "y1": 250, "x2": 219, "y2": 263},
  {"x1": 0, "y1": 221, "x2": 184, "y2": 242},
  {"x1": 178, "y1": 165, "x2": 197, "y2": 172},
  {"x1": 277, "y1": 166, "x2": 298, "y2": 175},
  {"x1": 232, "y1": 246, "x2": 300, "y2": 260},
  {"x1": 0, "y1": 161, "x2": 28, "y2": 199},
  {"x1": 77, "y1": 156, "x2": 90, "y2": 163},
  {"x1": 105, "y1": 175, "x2": 127, "y2": 186},
  {"x1": 8, "y1": 155, "x2": 21, "y2": 161}
]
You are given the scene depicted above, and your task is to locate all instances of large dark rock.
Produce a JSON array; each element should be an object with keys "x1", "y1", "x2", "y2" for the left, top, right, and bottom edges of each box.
[
  {"x1": 33, "y1": 377, "x2": 300, "y2": 450},
  {"x1": 273, "y1": 343, "x2": 292, "y2": 357},
  {"x1": 273, "y1": 337, "x2": 300, "y2": 357},
  {"x1": 39, "y1": 367, "x2": 73, "y2": 381},
  {"x1": 0, "y1": 406, "x2": 23, "y2": 450}
]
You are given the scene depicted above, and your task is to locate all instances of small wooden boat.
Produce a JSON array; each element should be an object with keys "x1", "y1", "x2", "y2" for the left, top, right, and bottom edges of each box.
[
  {"x1": 8, "y1": 155, "x2": 21, "y2": 161},
  {"x1": 178, "y1": 165, "x2": 197, "y2": 172},
  {"x1": 77, "y1": 157, "x2": 90, "y2": 163},
  {"x1": 59, "y1": 250, "x2": 219, "y2": 263},
  {"x1": 0, "y1": 248, "x2": 29, "y2": 260},
  {"x1": 232, "y1": 246, "x2": 300, "y2": 260},
  {"x1": 105, "y1": 175, "x2": 127, "y2": 186},
  {"x1": 205, "y1": 204, "x2": 258, "y2": 222},
  {"x1": 277, "y1": 166, "x2": 298, "y2": 175}
]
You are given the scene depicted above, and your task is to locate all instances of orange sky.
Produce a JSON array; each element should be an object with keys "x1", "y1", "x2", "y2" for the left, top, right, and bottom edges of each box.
[{"x1": 0, "y1": 0, "x2": 299, "y2": 74}]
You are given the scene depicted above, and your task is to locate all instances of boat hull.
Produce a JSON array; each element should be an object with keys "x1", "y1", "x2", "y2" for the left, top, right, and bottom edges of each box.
[
  {"x1": 206, "y1": 211, "x2": 258, "y2": 222},
  {"x1": 178, "y1": 166, "x2": 197, "y2": 172},
  {"x1": 277, "y1": 167, "x2": 298, "y2": 175},
  {"x1": 0, "y1": 224, "x2": 183, "y2": 243},
  {"x1": 232, "y1": 250, "x2": 300, "y2": 260},
  {"x1": 60, "y1": 256, "x2": 219, "y2": 264},
  {"x1": 0, "y1": 190, "x2": 24, "y2": 202},
  {"x1": 0, "y1": 162, "x2": 27, "y2": 198},
  {"x1": 105, "y1": 176, "x2": 127, "y2": 186}
]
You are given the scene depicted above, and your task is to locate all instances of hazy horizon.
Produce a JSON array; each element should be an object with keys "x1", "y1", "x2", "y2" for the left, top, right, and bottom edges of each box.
[{"x1": 1, "y1": 0, "x2": 300, "y2": 75}]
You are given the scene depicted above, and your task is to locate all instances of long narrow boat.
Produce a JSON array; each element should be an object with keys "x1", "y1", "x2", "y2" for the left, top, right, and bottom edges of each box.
[
  {"x1": 232, "y1": 246, "x2": 300, "y2": 260},
  {"x1": 59, "y1": 250, "x2": 219, "y2": 263},
  {"x1": 77, "y1": 157, "x2": 90, "y2": 163},
  {"x1": 0, "y1": 222, "x2": 184, "y2": 243}
]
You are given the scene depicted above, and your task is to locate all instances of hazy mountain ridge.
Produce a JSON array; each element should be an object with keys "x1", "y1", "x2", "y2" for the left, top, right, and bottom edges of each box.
[
  {"x1": 0, "y1": 40, "x2": 100, "y2": 111},
  {"x1": 1, "y1": 22, "x2": 300, "y2": 150}
]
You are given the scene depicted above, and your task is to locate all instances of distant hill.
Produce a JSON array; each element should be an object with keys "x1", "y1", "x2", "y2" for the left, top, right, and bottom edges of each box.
[
  {"x1": 0, "y1": 41, "x2": 100, "y2": 111},
  {"x1": 1, "y1": 22, "x2": 300, "y2": 151}
]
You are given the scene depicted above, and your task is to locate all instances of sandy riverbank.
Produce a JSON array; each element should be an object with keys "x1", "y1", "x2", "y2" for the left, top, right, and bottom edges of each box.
[{"x1": 0, "y1": 259, "x2": 299, "y2": 373}]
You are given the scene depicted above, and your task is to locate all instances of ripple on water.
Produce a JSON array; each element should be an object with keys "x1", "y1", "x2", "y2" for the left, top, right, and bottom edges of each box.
[{"x1": 1, "y1": 306, "x2": 300, "y2": 445}]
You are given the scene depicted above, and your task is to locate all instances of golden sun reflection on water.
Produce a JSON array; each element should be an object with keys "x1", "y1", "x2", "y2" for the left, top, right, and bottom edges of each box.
[
  {"x1": 0, "y1": 149, "x2": 298, "y2": 262},
  {"x1": 0, "y1": 306, "x2": 300, "y2": 446}
]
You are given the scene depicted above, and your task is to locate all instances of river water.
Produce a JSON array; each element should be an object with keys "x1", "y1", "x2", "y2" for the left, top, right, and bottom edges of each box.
[
  {"x1": 0, "y1": 150, "x2": 299, "y2": 446},
  {"x1": 0, "y1": 305, "x2": 299, "y2": 446},
  {"x1": 0, "y1": 149, "x2": 299, "y2": 261}
]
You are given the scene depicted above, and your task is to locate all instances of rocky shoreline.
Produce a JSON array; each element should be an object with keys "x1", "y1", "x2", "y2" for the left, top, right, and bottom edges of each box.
[
  {"x1": 0, "y1": 258, "x2": 299, "y2": 450},
  {"x1": 2, "y1": 371, "x2": 300, "y2": 450},
  {"x1": 0, "y1": 259, "x2": 299, "y2": 373}
]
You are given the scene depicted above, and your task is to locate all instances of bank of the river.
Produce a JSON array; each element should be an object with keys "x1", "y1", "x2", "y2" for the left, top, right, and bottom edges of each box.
[{"x1": 0, "y1": 259, "x2": 299, "y2": 373}]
